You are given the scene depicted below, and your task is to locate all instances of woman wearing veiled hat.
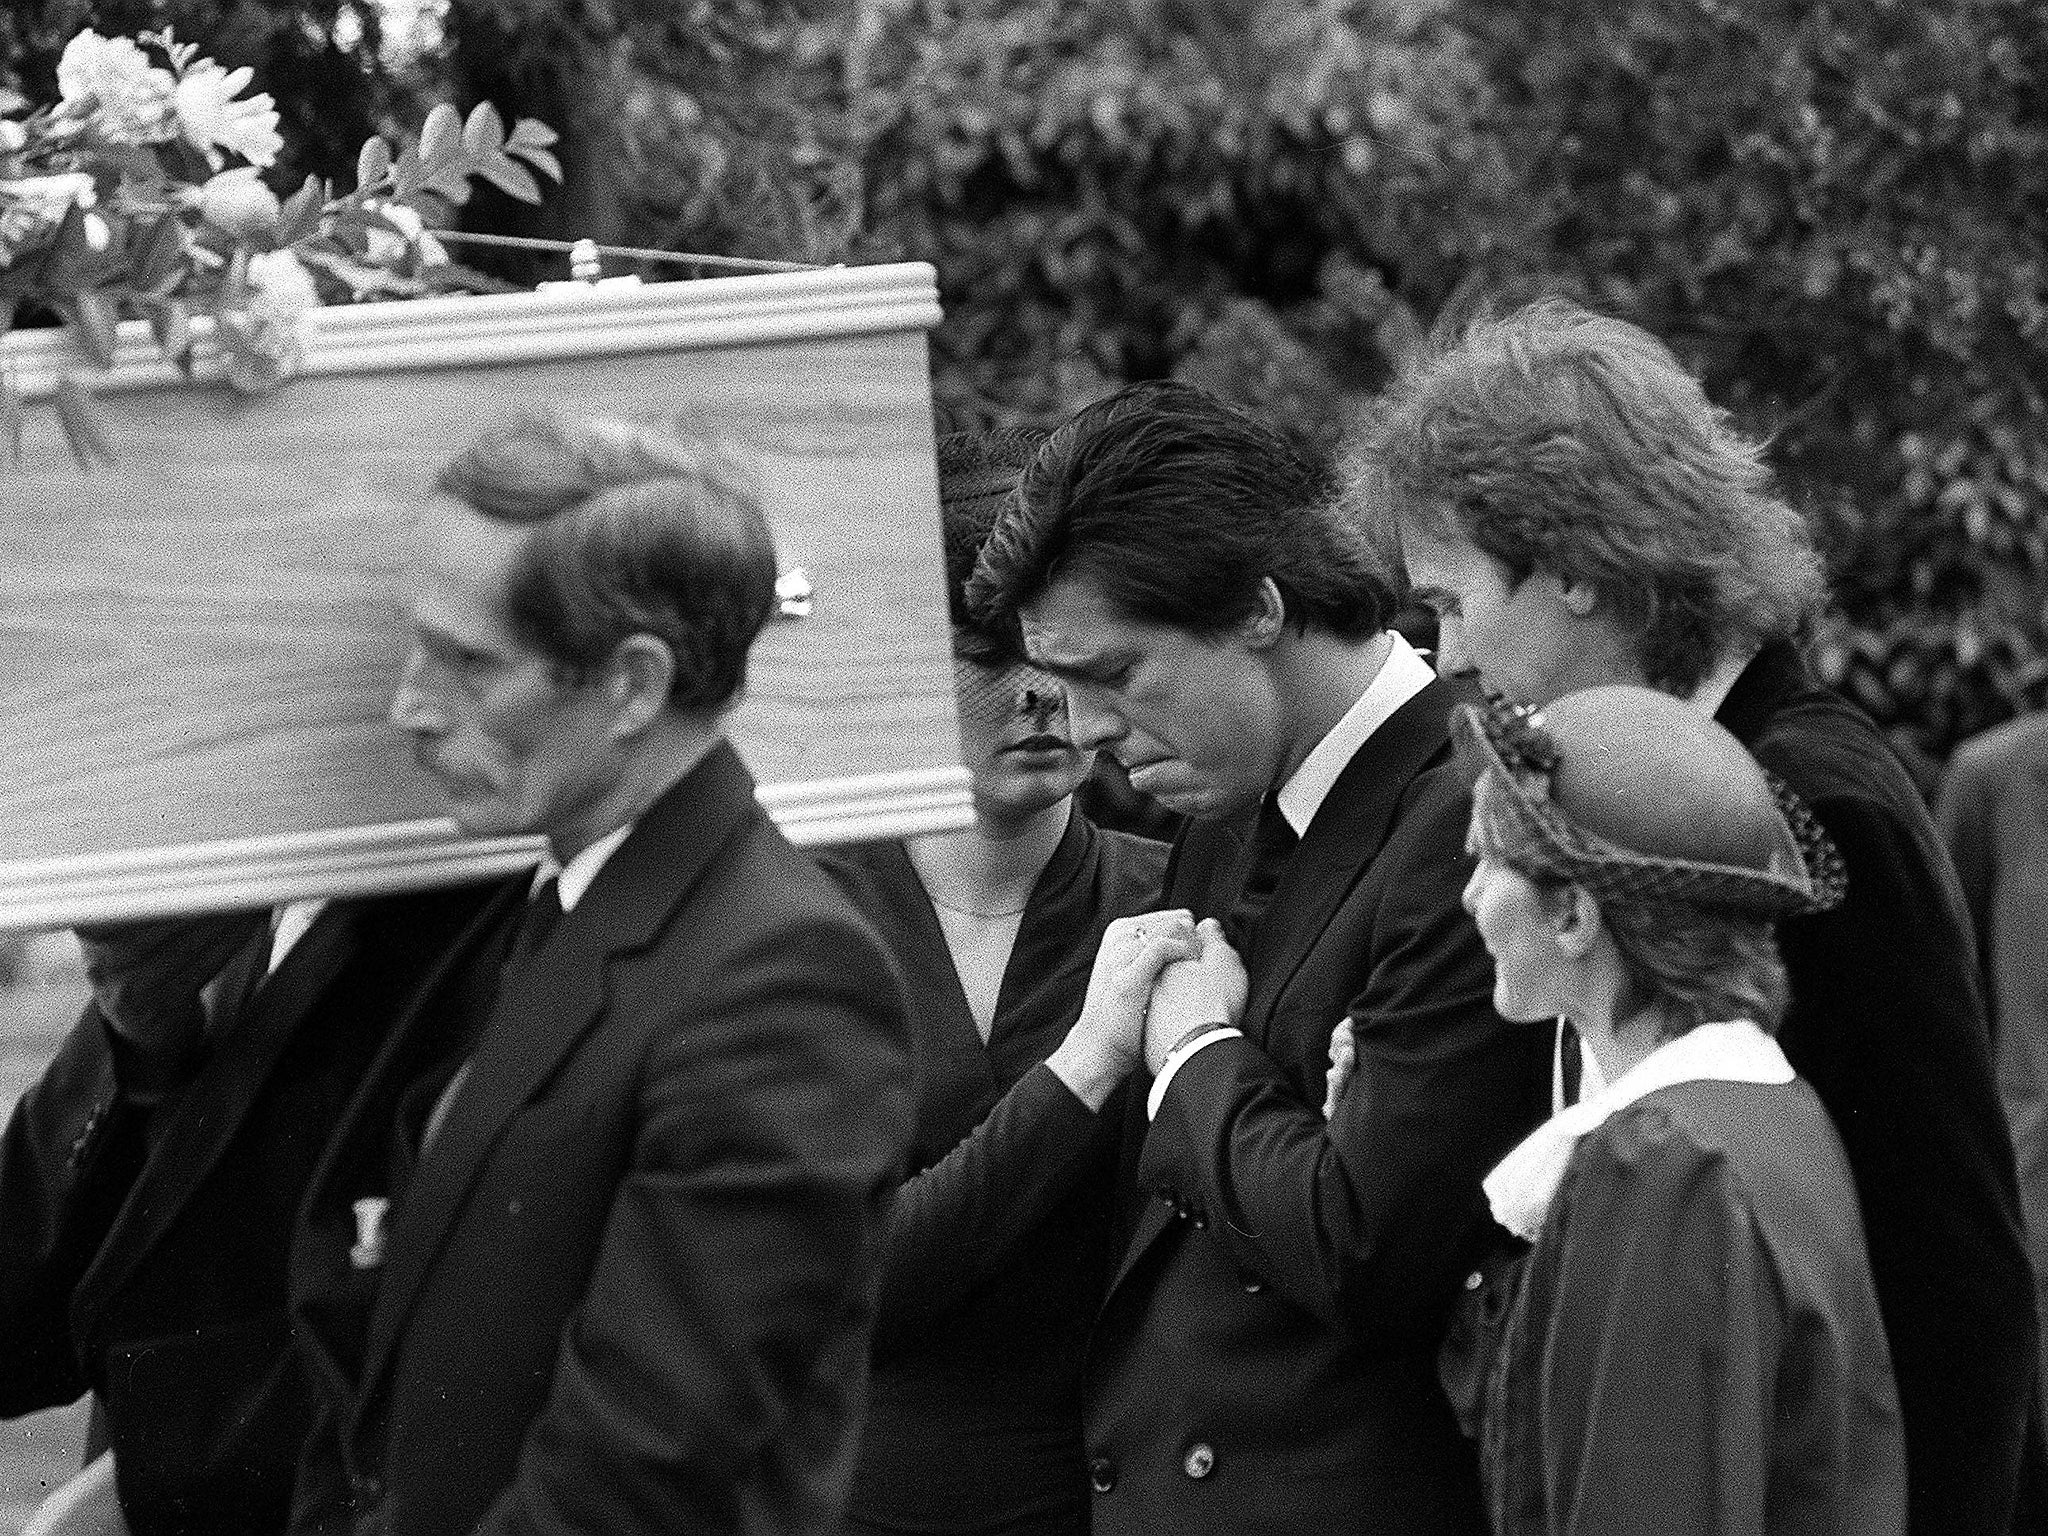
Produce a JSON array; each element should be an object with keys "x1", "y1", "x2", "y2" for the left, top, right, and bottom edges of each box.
[
  {"x1": 1450, "y1": 685, "x2": 1905, "y2": 1536},
  {"x1": 818, "y1": 430, "x2": 1173, "y2": 1536}
]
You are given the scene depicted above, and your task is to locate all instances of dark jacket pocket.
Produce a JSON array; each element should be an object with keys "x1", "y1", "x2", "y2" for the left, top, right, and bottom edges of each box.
[{"x1": 101, "y1": 1307, "x2": 308, "y2": 1536}]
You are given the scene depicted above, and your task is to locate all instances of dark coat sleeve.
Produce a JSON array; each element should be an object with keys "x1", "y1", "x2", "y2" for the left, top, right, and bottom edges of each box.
[
  {"x1": 1143, "y1": 780, "x2": 1533, "y2": 1341},
  {"x1": 1725, "y1": 658, "x2": 2039, "y2": 1534},
  {"x1": 1771, "y1": 784, "x2": 2035, "y2": 1532},
  {"x1": 0, "y1": 1006, "x2": 146, "y2": 1415},
  {"x1": 872, "y1": 1065, "x2": 1111, "y2": 1350},
  {"x1": 474, "y1": 905, "x2": 913, "y2": 1536},
  {"x1": 854, "y1": 823, "x2": 1162, "y2": 1351},
  {"x1": 1525, "y1": 1115, "x2": 1786, "y2": 1536}
]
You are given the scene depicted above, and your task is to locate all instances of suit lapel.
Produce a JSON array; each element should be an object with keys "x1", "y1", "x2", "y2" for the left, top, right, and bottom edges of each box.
[
  {"x1": 354, "y1": 928, "x2": 608, "y2": 1397},
  {"x1": 355, "y1": 741, "x2": 763, "y2": 1402},
  {"x1": 1164, "y1": 814, "x2": 1256, "y2": 919},
  {"x1": 1104, "y1": 680, "x2": 1459, "y2": 1302},
  {"x1": 78, "y1": 906, "x2": 360, "y2": 1315},
  {"x1": 291, "y1": 879, "x2": 528, "y2": 1403},
  {"x1": 1239, "y1": 680, "x2": 1458, "y2": 1037}
]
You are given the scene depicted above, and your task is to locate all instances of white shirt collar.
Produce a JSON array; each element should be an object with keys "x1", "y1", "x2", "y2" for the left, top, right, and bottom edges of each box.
[
  {"x1": 266, "y1": 898, "x2": 330, "y2": 974},
  {"x1": 1484, "y1": 1019, "x2": 1793, "y2": 1241},
  {"x1": 1275, "y1": 632, "x2": 1435, "y2": 838},
  {"x1": 545, "y1": 821, "x2": 635, "y2": 913},
  {"x1": 1688, "y1": 645, "x2": 1758, "y2": 719}
]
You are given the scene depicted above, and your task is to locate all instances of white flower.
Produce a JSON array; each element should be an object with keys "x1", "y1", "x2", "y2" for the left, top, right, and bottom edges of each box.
[
  {"x1": 0, "y1": 120, "x2": 26, "y2": 153},
  {"x1": 175, "y1": 62, "x2": 283, "y2": 169},
  {"x1": 219, "y1": 249, "x2": 319, "y2": 394},
  {"x1": 197, "y1": 167, "x2": 281, "y2": 238},
  {"x1": 247, "y1": 249, "x2": 320, "y2": 322},
  {"x1": 55, "y1": 31, "x2": 177, "y2": 144},
  {"x1": 2, "y1": 172, "x2": 97, "y2": 215},
  {"x1": 365, "y1": 201, "x2": 450, "y2": 268}
]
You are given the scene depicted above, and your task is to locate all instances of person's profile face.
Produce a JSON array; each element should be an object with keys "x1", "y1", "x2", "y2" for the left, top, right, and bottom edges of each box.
[
  {"x1": 952, "y1": 650, "x2": 1092, "y2": 824},
  {"x1": 1461, "y1": 791, "x2": 1573, "y2": 1023},
  {"x1": 1017, "y1": 571, "x2": 1281, "y2": 822},
  {"x1": 1403, "y1": 521, "x2": 1625, "y2": 706},
  {"x1": 387, "y1": 496, "x2": 622, "y2": 854}
]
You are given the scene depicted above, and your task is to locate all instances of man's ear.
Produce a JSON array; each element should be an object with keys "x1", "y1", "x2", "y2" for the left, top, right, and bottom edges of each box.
[
  {"x1": 604, "y1": 634, "x2": 676, "y2": 739},
  {"x1": 1239, "y1": 577, "x2": 1287, "y2": 650},
  {"x1": 1558, "y1": 577, "x2": 1600, "y2": 618},
  {"x1": 1551, "y1": 885, "x2": 1604, "y2": 960}
]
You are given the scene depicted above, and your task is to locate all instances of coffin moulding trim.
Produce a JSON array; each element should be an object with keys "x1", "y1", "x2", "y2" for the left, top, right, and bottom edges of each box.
[
  {"x1": 0, "y1": 262, "x2": 944, "y2": 401},
  {"x1": 0, "y1": 764, "x2": 971, "y2": 931}
]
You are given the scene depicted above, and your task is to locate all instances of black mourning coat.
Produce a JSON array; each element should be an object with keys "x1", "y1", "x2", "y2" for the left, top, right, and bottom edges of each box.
[
  {"x1": 1718, "y1": 641, "x2": 2042, "y2": 1536},
  {"x1": 289, "y1": 742, "x2": 916, "y2": 1536},
  {"x1": 821, "y1": 812, "x2": 1164, "y2": 1536},
  {"x1": 1083, "y1": 676, "x2": 1551, "y2": 1536},
  {"x1": 0, "y1": 880, "x2": 515, "y2": 1536}
]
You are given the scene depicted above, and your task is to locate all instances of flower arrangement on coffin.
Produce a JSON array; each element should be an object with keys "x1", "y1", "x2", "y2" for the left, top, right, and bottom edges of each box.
[{"x1": 0, "y1": 27, "x2": 561, "y2": 465}]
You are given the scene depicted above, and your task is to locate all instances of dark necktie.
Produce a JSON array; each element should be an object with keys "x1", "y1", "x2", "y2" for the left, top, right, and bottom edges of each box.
[
  {"x1": 503, "y1": 876, "x2": 563, "y2": 976},
  {"x1": 1221, "y1": 793, "x2": 1299, "y2": 952},
  {"x1": 393, "y1": 878, "x2": 561, "y2": 1188},
  {"x1": 202, "y1": 917, "x2": 275, "y2": 1034}
]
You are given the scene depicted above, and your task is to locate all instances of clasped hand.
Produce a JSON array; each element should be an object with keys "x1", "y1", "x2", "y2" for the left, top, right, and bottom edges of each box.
[{"x1": 1045, "y1": 912, "x2": 1248, "y2": 1109}]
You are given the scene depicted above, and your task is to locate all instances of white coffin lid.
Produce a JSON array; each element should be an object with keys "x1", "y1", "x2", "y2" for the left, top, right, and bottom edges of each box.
[
  {"x1": 0, "y1": 262, "x2": 967, "y2": 930},
  {"x1": 2, "y1": 261, "x2": 944, "y2": 398}
]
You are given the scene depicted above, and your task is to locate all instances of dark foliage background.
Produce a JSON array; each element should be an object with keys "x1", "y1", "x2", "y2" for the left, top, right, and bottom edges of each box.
[{"x1": 7, "y1": 0, "x2": 2044, "y2": 761}]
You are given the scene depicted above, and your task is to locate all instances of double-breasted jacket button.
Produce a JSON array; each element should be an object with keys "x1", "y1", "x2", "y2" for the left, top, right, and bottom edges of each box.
[
  {"x1": 1464, "y1": 1269, "x2": 1485, "y2": 1291},
  {"x1": 1241, "y1": 1272, "x2": 1265, "y2": 1294},
  {"x1": 1183, "y1": 1442, "x2": 1216, "y2": 1479},
  {"x1": 1089, "y1": 1455, "x2": 1117, "y2": 1494}
]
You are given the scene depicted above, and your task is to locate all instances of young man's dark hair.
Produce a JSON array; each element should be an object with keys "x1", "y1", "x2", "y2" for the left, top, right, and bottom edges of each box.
[{"x1": 969, "y1": 380, "x2": 1400, "y2": 643}]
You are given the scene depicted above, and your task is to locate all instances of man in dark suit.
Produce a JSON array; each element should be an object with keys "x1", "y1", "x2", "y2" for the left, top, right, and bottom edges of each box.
[
  {"x1": 968, "y1": 381, "x2": 1547, "y2": 1535},
  {"x1": 287, "y1": 417, "x2": 914, "y2": 1536},
  {"x1": 0, "y1": 883, "x2": 517, "y2": 1536},
  {"x1": 1364, "y1": 298, "x2": 2042, "y2": 1535},
  {"x1": 1939, "y1": 712, "x2": 2048, "y2": 1397}
]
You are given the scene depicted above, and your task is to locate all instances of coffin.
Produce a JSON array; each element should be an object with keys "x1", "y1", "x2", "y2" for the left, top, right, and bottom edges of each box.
[{"x1": 0, "y1": 263, "x2": 967, "y2": 931}]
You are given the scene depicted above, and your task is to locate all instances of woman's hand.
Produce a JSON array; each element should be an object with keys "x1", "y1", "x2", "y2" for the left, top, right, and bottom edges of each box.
[
  {"x1": 1323, "y1": 1016, "x2": 1357, "y2": 1120},
  {"x1": 1046, "y1": 911, "x2": 1198, "y2": 1110}
]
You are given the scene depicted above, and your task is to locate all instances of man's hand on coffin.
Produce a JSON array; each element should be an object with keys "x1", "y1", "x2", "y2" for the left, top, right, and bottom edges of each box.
[
  {"x1": 76, "y1": 911, "x2": 271, "y2": 1067},
  {"x1": 1047, "y1": 910, "x2": 1198, "y2": 1111}
]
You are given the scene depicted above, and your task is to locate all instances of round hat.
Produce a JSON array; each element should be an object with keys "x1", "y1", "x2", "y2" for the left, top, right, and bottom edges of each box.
[{"x1": 1453, "y1": 685, "x2": 1845, "y2": 917}]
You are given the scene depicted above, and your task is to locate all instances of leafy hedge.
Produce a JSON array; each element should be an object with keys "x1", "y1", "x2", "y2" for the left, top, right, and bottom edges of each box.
[
  {"x1": 850, "y1": 0, "x2": 2048, "y2": 760},
  {"x1": 9, "y1": 0, "x2": 2042, "y2": 759}
]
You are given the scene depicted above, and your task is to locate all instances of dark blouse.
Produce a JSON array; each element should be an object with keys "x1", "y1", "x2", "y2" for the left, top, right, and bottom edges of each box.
[
  {"x1": 820, "y1": 811, "x2": 1165, "y2": 1536},
  {"x1": 1485, "y1": 1077, "x2": 1906, "y2": 1536}
]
